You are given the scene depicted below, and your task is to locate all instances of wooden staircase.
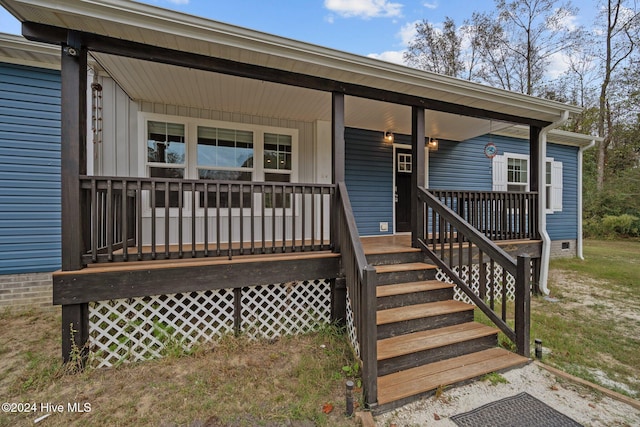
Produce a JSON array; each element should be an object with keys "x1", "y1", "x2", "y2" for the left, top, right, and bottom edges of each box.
[{"x1": 366, "y1": 244, "x2": 529, "y2": 411}]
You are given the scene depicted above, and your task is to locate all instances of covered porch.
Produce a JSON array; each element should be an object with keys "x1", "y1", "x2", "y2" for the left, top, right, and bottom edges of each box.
[{"x1": 2, "y1": 0, "x2": 581, "y2": 412}]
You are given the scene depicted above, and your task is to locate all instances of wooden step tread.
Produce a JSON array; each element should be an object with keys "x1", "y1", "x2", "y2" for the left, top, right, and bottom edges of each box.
[
  {"x1": 377, "y1": 348, "x2": 529, "y2": 405},
  {"x1": 375, "y1": 262, "x2": 436, "y2": 274},
  {"x1": 376, "y1": 280, "x2": 453, "y2": 298},
  {"x1": 377, "y1": 300, "x2": 473, "y2": 326},
  {"x1": 377, "y1": 322, "x2": 498, "y2": 361}
]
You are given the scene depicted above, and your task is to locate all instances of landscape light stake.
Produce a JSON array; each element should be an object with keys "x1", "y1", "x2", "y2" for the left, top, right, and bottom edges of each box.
[
  {"x1": 345, "y1": 380, "x2": 354, "y2": 416},
  {"x1": 535, "y1": 339, "x2": 543, "y2": 359}
]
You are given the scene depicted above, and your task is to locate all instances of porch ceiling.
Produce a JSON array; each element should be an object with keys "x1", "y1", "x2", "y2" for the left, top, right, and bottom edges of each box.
[
  {"x1": 93, "y1": 53, "x2": 511, "y2": 141},
  {"x1": 1, "y1": 0, "x2": 582, "y2": 133}
]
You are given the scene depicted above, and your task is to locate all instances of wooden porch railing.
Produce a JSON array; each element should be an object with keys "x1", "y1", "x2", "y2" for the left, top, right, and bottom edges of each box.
[
  {"x1": 336, "y1": 182, "x2": 378, "y2": 408},
  {"x1": 429, "y1": 189, "x2": 539, "y2": 241},
  {"x1": 80, "y1": 176, "x2": 334, "y2": 264},
  {"x1": 417, "y1": 187, "x2": 531, "y2": 357}
]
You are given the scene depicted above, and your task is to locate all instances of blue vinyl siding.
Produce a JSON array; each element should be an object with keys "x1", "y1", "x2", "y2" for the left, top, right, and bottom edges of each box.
[
  {"x1": 0, "y1": 63, "x2": 61, "y2": 274},
  {"x1": 345, "y1": 127, "x2": 395, "y2": 235},
  {"x1": 429, "y1": 134, "x2": 580, "y2": 241},
  {"x1": 547, "y1": 143, "x2": 579, "y2": 240},
  {"x1": 429, "y1": 134, "x2": 526, "y2": 191}
]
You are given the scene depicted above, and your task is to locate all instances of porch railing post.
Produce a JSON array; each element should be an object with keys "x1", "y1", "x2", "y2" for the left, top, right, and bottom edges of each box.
[
  {"x1": 411, "y1": 106, "x2": 425, "y2": 248},
  {"x1": 331, "y1": 92, "x2": 345, "y2": 253},
  {"x1": 515, "y1": 254, "x2": 531, "y2": 357},
  {"x1": 61, "y1": 303, "x2": 89, "y2": 366},
  {"x1": 362, "y1": 265, "x2": 378, "y2": 408},
  {"x1": 60, "y1": 34, "x2": 88, "y2": 271}
]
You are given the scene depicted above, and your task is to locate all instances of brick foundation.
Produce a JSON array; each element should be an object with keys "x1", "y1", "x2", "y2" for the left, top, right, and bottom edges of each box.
[
  {"x1": 550, "y1": 240, "x2": 577, "y2": 259},
  {"x1": 0, "y1": 273, "x2": 53, "y2": 310}
]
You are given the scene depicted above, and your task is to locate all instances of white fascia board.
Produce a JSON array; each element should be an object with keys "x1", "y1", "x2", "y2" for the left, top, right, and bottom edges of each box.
[
  {"x1": 495, "y1": 125, "x2": 602, "y2": 148},
  {"x1": 2, "y1": 0, "x2": 581, "y2": 121},
  {"x1": 0, "y1": 32, "x2": 59, "y2": 69}
]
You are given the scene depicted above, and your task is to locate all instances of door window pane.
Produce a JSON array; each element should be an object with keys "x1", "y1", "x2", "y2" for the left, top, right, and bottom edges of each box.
[{"x1": 398, "y1": 153, "x2": 412, "y2": 173}]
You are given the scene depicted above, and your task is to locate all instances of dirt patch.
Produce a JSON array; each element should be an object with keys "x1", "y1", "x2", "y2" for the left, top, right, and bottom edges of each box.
[
  {"x1": 549, "y1": 269, "x2": 640, "y2": 340},
  {"x1": 0, "y1": 308, "x2": 359, "y2": 427}
]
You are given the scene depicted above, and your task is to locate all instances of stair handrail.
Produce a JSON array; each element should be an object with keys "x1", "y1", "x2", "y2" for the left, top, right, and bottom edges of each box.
[
  {"x1": 417, "y1": 186, "x2": 531, "y2": 357},
  {"x1": 336, "y1": 181, "x2": 378, "y2": 408}
]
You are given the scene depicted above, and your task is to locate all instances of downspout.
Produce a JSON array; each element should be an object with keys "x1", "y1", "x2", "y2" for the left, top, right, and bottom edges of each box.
[
  {"x1": 538, "y1": 111, "x2": 569, "y2": 295},
  {"x1": 577, "y1": 139, "x2": 596, "y2": 259}
]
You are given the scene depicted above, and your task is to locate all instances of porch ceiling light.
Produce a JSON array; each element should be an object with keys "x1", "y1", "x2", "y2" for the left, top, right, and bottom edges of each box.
[
  {"x1": 428, "y1": 137, "x2": 439, "y2": 151},
  {"x1": 384, "y1": 131, "x2": 394, "y2": 143}
]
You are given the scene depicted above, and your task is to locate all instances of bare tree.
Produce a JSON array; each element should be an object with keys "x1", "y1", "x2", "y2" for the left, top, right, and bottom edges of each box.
[
  {"x1": 404, "y1": 17, "x2": 465, "y2": 77},
  {"x1": 465, "y1": 11, "x2": 521, "y2": 90},
  {"x1": 595, "y1": 0, "x2": 640, "y2": 190},
  {"x1": 494, "y1": 0, "x2": 583, "y2": 95}
]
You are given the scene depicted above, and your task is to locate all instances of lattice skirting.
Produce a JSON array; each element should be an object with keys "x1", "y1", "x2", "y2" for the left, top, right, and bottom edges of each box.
[
  {"x1": 436, "y1": 264, "x2": 516, "y2": 305},
  {"x1": 88, "y1": 279, "x2": 331, "y2": 368},
  {"x1": 345, "y1": 289, "x2": 360, "y2": 360}
]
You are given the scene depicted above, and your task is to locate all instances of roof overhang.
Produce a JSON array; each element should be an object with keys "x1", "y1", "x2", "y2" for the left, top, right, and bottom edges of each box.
[
  {"x1": 0, "y1": 31, "x2": 58, "y2": 69},
  {"x1": 1, "y1": 0, "x2": 584, "y2": 140},
  {"x1": 495, "y1": 125, "x2": 602, "y2": 148}
]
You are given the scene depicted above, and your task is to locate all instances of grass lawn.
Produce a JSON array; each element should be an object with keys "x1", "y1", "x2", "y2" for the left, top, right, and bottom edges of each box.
[
  {"x1": 2, "y1": 238, "x2": 638, "y2": 425},
  {"x1": 531, "y1": 239, "x2": 640, "y2": 398},
  {"x1": 0, "y1": 309, "x2": 361, "y2": 427}
]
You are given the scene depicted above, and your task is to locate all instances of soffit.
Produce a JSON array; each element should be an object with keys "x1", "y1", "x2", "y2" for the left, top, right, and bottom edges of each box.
[
  {"x1": 0, "y1": 32, "x2": 59, "y2": 69},
  {"x1": 1, "y1": 0, "x2": 582, "y2": 125},
  {"x1": 93, "y1": 53, "x2": 513, "y2": 141}
]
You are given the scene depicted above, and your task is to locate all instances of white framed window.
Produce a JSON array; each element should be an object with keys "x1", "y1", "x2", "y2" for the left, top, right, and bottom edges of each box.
[
  {"x1": 197, "y1": 126, "x2": 254, "y2": 208},
  {"x1": 146, "y1": 121, "x2": 186, "y2": 208},
  {"x1": 263, "y1": 133, "x2": 293, "y2": 208},
  {"x1": 492, "y1": 152, "x2": 563, "y2": 213},
  {"x1": 139, "y1": 113, "x2": 298, "y2": 214},
  {"x1": 507, "y1": 156, "x2": 528, "y2": 192}
]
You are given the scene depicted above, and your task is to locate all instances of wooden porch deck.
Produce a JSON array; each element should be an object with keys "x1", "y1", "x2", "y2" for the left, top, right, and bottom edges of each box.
[
  {"x1": 53, "y1": 233, "x2": 535, "y2": 410},
  {"x1": 362, "y1": 234, "x2": 541, "y2": 259},
  {"x1": 74, "y1": 234, "x2": 540, "y2": 276}
]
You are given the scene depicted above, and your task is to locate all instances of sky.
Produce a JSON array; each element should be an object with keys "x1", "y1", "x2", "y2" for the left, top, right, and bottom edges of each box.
[{"x1": 0, "y1": 0, "x2": 600, "y2": 68}]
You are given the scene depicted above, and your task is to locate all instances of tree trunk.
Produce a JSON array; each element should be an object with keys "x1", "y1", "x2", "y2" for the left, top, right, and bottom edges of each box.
[{"x1": 596, "y1": 0, "x2": 616, "y2": 191}]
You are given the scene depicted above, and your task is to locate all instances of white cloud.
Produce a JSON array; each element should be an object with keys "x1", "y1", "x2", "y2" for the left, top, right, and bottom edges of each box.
[
  {"x1": 423, "y1": 1, "x2": 438, "y2": 9},
  {"x1": 399, "y1": 20, "x2": 419, "y2": 46},
  {"x1": 367, "y1": 21, "x2": 418, "y2": 65},
  {"x1": 546, "y1": 51, "x2": 570, "y2": 79},
  {"x1": 549, "y1": 9, "x2": 579, "y2": 32},
  {"x1": 324, "y1": 0, "x2": 403, "y2": 19},
  {"x1": 368, "y1": 50, "x2": 406, "y2": 64}
]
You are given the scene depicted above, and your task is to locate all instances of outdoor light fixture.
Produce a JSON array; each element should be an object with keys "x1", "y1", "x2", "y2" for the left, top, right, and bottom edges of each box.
[
  {"x1": 535, "y1": 338, "x2": 543, "y2": 359},
  {"x1": 345, "y1": 380, "x2": 354, "y2": 416},
  {"x1": 428, "y1": 137, "x2": 439, "y2": 151},
  {"x1": 384, "y1": 131, "x2": 394, "y2": 142}
]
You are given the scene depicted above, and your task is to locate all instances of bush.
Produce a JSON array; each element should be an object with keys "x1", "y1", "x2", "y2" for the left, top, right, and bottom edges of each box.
[
  {"x1": 587, "y1": 214, "x2": 640, "y2": 238},
  {"x1": 584, "y1": 218, "x2": 605, "y2": 238}
]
